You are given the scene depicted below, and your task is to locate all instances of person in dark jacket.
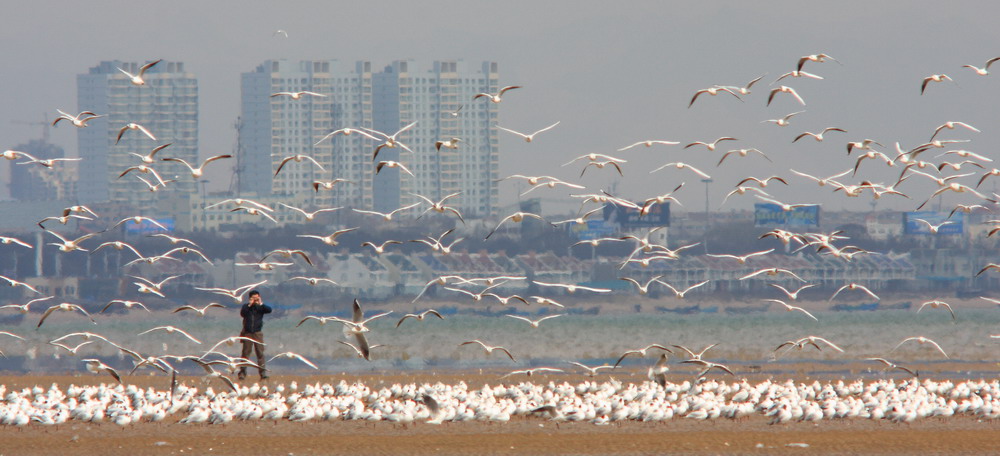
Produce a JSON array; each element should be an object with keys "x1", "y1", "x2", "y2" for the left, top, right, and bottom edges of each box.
[{"x1": 238, "y1": 289, "x2": 272, "y2": 380}]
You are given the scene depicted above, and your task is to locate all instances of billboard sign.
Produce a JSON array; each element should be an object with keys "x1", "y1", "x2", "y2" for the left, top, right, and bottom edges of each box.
[
  {"x1": 903, "y1": 211, "x2": 963, "y2": 235},
  {"x1": 569, "y1": 219, "x2": 616, "y2": 241},
  {"x1": 754, "y1": 203, "x2": 819, "y2": 227},
  {"x1": 603, "y1": 202, "x2": 669, "y2": 228},
  {"x1": 124, "y1": 218, "x2": 174, "y2": 235}
]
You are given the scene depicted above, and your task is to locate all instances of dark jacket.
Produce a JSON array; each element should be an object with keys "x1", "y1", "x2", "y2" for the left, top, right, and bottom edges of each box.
[{"x1": 240, "y1": 302, "x2": 272, "y2": 333}]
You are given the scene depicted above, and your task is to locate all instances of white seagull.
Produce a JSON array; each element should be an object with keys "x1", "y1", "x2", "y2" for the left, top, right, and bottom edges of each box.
[
  {"x1": 0, "y1": 296, "x2": 54, "y2": 314},
  {"x1": 375, "y1": 160, "x2": 415, "y2": 177},
  {"x1": 531, "y1": 281, "x2": 611, "y2": 294},
  {"x1": 172, "y1": 303, "x2": 226, "y2": 316},
  {"x1": 793, "y1": 127, "x2": 847, "y2": 143},
  {"x1": 352, "y1": 202, "x2": 421, "y2": 222},
  {"x1": 829, "y1": 282, "x2": 880, "y2": 302},
  {"x1": 44, "y1": 230, "x2": 98, "y2": 252},
  {"x1": 917, "y1": 300, "x2": 956, "y2": 321},
  {"x1": 412, "y1": 191, "x2": 466, "y2": 222},
  {"x1": 740, "y1": 268, "x2": 806, "y2": 282},
  {"x1": 161, "y1": 155, "x2": 232, "y2": 179},
  {"x1": 496, "y1": 121, "x2": 560, "y2": 143},
  {"x1": 684, "y1": 137, "x2": 738, "y2": 152},
  {"x1": 270, "y1": 91, "x2": 327, "y2": 99},
  {"x1": 486, "y1": 212, "x2": 551, "y2": 239},
  {"x1": 706, "y1": 249, "x2": 774, "y2": 264},
  {"x1": 367, "y1": 121, "x2": 419, "y2": 160},
  {"x1": 660, "y1": 280, "x2": 710, "y2": 299},
  {"x1": 277, "y1": 203, "x2": 342, "y2": 222},
  {"x1": 395, "y1": 309, "x2": 444, "y2": 328},
  {"x1": 99, "y1": 300, "x2": 150, "y2": 314},
  {"x1": 755, "y1": 195, "x2": 818, "y2": 212},
  {"x1": 506, "y1": 314, "x2": 564, "y2": 328},
  {"x1": 721, "y1": 74, "x2": 767, "y2": 95},
  {"x1": 761, "y1": 110, "x2": 805, "y2": 127},
  {"x1": 688, "y1": 86, "x2": 742, "y2": 108},
  {"x1": 460, "y1": 340, "x2": 516, "y2": 362},
  {"x1": 313, "y1": 127, "x2": 381, "y2": 145},
  {"x1": 773, "y1": 70, "x2": 824, "y2": 84},
  {"x1": 297, "y1": 227, "x2": 359, "y2": 246},
  {"x1": 129, "y1": 143, "x2": 172, "y2": 164},
  {"x1": 930, "y1": 121, "x2": 981, "y2": 141},
  {"x1": 52, "y1": 110, "x2": 103, "y2": 128},
  {"x1": 763, "y1": 299, "x2": 818, "y2": 321},
  {"x1": 614, "y1": 344, "x2": 673, "y2": 368},
  {"x1": 618, "y1": 140, "x2": 680, "y2": 151},
  {"x1": 767, "y1": 86, "x2": 805, "y2": 106},
  {"x1": 962, "y1": 57, "x2": 1000, "y2": 75},
  {"x1": 116, "y1": 123, "x2": 156, "y2": 144},
  {"x1": 0, "y1": 275, "x2": 41, "y2": 294},
  {"x1": 138, "y1": 326, "x2": 202, "y2": 344},
  {"x1": 769, "y1": 283, "x2": 816, "y2": 301},
  {"x1": 117, "y1": 59, "x2": 161, "y2": 86},
  {"x1": 274, "y1": 153, "x2": 324, "y2": 176},
  {"x1": 717, "y1": 148, "x2": 772, "y2": 166},
  {"x1": 268, "y1": 352, "x2": 319, "y2": 369},
  {"x1": 921, "y1": 74, "x2": 954, "y2": 95},
  {"x1": 37, "y1": 303, "x2": 96, "y2": 328},
  {"x1": 361, "y1": 240, "x2": 403, "y2": 255},
  {"x1": 285, "y1": 276, "x2": 338, "y2": 287},
  {"x1": 913, "y1": 218, "x2": 955, "y2": 234},
  {"x1": 649, "y1": 162, "x2": 711, "y2": 179},
  {"x1": 619, "y1": 275, "x2": 665, "y2": 295},
  {"x1": 890, "y1": 336, "x2": 948, "y2": 359},
  {"x1": 473, "y1": 85, "x2": 521, "y2": 103},
  {"x1": 797, "y1": 53, "x2": 840, "y2": 71}
]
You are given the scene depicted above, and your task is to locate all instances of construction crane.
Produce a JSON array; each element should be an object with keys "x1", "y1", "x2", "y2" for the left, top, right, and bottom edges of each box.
[{"x1": 10, "y1": 113, "x2": 50, "y2": 142}]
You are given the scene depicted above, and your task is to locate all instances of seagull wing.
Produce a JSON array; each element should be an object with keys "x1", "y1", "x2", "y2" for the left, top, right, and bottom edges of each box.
[
  {"x1": 506, "y1": 315, "x2": 533, "y2": 325},
  {"x1": 135, "y1": 124, "x2": 156, "y2": 141},
  {"x1": 790, "y1": 305, "x2": 819, "y2": 321},
  {"x1": 815, "y1": 337, "x2": 845, "y2": 353},
  {"x1": 353, "y1": 332, "x2": 371, "y2": 360},
  {"x1": 496, "y1": 125, "x2": 527, "y2": 139}
]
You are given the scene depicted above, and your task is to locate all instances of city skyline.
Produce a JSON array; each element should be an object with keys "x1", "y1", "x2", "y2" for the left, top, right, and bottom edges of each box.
[
  {"x1": 238, "y1": 59, "x2": 501, "y2": 216},
  {"x1": 3, "y1": 1, "x2": 998, "y2": 214},
  {"x1": 76, "y1": 60, "x2": 199, "y2": 206}
]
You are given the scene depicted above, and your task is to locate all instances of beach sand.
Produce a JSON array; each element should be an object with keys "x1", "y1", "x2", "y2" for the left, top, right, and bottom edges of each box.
[{"x1": 2, "y1": 372, "x2": 998, "y2": 456}]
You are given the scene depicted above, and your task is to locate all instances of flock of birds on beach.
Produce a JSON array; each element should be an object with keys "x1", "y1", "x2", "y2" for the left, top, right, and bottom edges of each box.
[
  {"x1": 2, "y1": 376, "x2": 999, "y2": 426},
  {"x1": 1, "y1": 49, "x2": 1000, "y2": 426}
]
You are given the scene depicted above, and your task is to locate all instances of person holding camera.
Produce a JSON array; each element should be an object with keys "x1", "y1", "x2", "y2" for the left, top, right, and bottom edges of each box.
[{"x1": 238, "y1": 289, "x2": 272, "y2": 380}]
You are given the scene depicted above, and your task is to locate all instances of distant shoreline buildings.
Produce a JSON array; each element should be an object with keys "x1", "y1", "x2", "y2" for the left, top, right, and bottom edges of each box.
[
  {"x1": 76, "y1": 60, "x2": 198, "y2": 206},
  {"x1": 5, "y1": 59, "x2": 504, "y2": 225},
  {"x1": 237, "y1": 59, "x2": 500, "y2": 217}
]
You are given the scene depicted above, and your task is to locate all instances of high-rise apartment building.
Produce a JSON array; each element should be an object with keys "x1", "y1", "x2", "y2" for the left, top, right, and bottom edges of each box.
[
  {"x1": 372, "y1": 60, "x2": 500, "y2": 217},
  {"x1": 239, "y1": 59, "x2": 500, "y2": 218},
  {"x1": 239, "y1": 60, "x2": 375, "y2": 208},
  {"x1": 76, "y1": 60, "x2": 198, "y2": 206},
  {"x1": 8, "y1": 139, "x2": 70, "y2": 201}
]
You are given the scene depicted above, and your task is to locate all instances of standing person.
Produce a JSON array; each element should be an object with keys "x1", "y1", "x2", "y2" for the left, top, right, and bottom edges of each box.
[{"x1": 238, "y1": 289, "x2": 272, "y2": 380}]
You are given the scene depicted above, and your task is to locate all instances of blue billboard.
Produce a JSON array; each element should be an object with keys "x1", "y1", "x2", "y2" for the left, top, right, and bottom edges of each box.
[
  {"x1": 903, "y1": 211, "x2": 963, "y2": 235},
  {"x1": 754, "y1": 204, "x2": 819, "y2": 227},
  {"x1": 124, "y1": 218, "x2": 174, "y2": 235},
  {"x1": 569, "y1": 219, "x2": 616, "y2": 241},
  {"x1": 603, "y1": 202, "x2": 669, "y2": 228}
]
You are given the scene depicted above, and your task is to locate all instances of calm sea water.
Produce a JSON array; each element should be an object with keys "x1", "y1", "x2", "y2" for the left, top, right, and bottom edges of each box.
[{"x1": 5, "y1": 306, "x2": 998, "y2": 378}]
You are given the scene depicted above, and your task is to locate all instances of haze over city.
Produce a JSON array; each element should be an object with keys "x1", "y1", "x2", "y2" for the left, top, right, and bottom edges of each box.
[
  {"x1": 1, "y1": 3, "x2": 1000, "y2": 453},
  {"x1": 2, "y1": 0, "x2": 999, "y2": 212}
]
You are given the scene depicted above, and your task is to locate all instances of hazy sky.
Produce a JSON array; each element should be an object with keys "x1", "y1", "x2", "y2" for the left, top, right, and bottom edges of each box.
[{"x1": 2, "y1": 1, "x2": 998, "y2": 214}]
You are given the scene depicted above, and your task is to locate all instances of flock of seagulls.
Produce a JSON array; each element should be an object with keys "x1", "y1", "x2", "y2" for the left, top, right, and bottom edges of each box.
[
  {"x1": 1, "y1": 47, "x2": 1000, "y2": 429},
  {"x1": 1, "y1": 376, "x2": 996, "y2": 427}
]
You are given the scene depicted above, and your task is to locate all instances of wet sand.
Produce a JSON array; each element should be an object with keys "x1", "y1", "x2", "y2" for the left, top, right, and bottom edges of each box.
[{"x1": 2, "y1": 372, "x2": 998, "y2": 456}]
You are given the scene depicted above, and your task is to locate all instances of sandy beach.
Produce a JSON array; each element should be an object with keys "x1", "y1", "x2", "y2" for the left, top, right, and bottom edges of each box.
[{"x1": 2, "y1": 372, "x2": 999, "y2": 456}]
